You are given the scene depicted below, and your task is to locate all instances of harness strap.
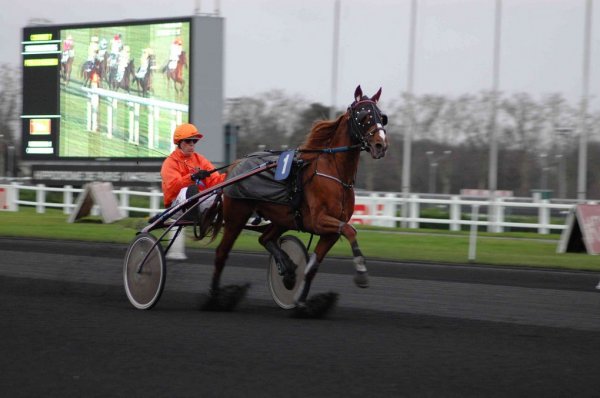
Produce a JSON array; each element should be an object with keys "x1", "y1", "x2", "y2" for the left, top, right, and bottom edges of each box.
[{"x1": 315, "y1": 171, "x2": 353, "y2": 189}]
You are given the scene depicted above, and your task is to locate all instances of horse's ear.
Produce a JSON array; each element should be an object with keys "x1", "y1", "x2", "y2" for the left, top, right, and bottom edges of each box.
[
  {"x1": 371, "y1": 87, "x2": 382, "y2": 103},
  {"x1": 354, "y1": 85, "x2": 363, "y2": 102}
]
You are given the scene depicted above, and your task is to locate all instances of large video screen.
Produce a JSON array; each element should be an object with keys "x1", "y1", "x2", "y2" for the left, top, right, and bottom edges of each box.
[{"x1": 22, "y1": 18, "x2": 191, "y2": 160}]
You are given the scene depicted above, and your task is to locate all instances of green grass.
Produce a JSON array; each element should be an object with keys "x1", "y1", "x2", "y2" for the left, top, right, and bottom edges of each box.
[{"x1": 1, "y1": 207, "x2": 598, "y2": 272}]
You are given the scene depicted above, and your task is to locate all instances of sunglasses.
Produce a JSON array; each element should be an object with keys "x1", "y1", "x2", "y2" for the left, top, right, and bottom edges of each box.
[{"x1": 182, "y1": 139, "x2": 199, "y2": 144}]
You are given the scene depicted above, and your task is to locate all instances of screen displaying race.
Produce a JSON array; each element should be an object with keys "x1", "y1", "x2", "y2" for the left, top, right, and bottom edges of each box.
[
  {"x1": 22, "y1": 18, "x2": 191, "y2": 160},
  {"x1": 58, "y1": 20, "x2": 190, "y2": 158}
]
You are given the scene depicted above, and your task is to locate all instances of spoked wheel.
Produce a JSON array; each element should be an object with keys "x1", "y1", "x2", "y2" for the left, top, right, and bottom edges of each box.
[
  {"x1": 267, "y1": 235, "x2": 308, "y2": 309},
  {"x1": 123, "y1": 233, "x2": 166, "y2": 310}
]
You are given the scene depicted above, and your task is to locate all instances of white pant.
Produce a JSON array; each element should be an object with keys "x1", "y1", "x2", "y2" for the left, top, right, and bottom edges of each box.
[{"x1": 172, "y1": 187, "x2": 217, "y2": 214}]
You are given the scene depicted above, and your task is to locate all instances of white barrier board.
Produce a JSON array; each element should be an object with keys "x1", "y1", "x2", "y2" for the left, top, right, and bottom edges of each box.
[{"x1": 68, "y1": 182, "x2": 123, "y2": 224}]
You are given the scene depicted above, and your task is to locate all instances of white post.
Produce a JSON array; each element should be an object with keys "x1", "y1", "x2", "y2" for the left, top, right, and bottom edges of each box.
[
  {"x1": 9, "y1": 182, "x2": 19, "y2": 211},
  {"x1": 150, "y1": 188, "x2": 160, "y2": 217},
  {"x1": 450, "y1": 195, "x2": 460, "y2": 231},
  {"x1": 86, "y1": 100, "x2": 92, "y2": 131},
  {"x1": 539, "y1": 199, "x2": 550, "y2": 235},
  {"x1": 496, "y1": 197, "x2": 505, "y2": 233},
  {"x1": 166, "y1": 228, "x2": 187, "y2": 260},
  {"x1": 36, "y1": 184, "x2": 46, "y2": 214},
  {"x1": 384, "y1": 193, "x2": 396, "y2": 228},
  {"x1": 64, "y1": 185, "x2": 73, "y2": 215},
  {"x1": 111, "y1": 98, "x2": 118, "y2": 138},
  {"x1": 409, "y1": 194, "x2": 419, "y2": 229},
  {"x1": 134, "y1": 102, "x2": 140, "y2": 145},
  {"x1": 120, "y1": 187, "x2": 130, "y2": 217},
  {"x1": 368, "y1": 193, "x2": 378, "y2": 226},
  {"x1": 468, "y1": 205, "x2": 480, "y2": 262},
  {"x1": 91, "y1": 92, "x2": 99, "y2": 132},
  {"x1": 148, "y1": 105, "x2": 155, "y2": 149},
  {"x1": 107, "y1": 101, "x2": 113, "y2": 138},
  {"x1": 128, "y1": 102, "x2": 135, "y2": 143}
]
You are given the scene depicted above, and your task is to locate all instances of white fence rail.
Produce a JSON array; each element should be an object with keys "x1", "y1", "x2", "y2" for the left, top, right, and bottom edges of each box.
[
  {"x1": 0, "y1": 183, "x2": 589, "y2": 234},
  {"x1": 81, "y1": 86, "x2": 188, "y2": 150}
]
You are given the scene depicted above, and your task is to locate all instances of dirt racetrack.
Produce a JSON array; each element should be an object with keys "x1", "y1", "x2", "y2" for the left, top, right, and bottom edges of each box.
[{"x1": 1, "y1": 238, "x2": 599, "y2": 397}]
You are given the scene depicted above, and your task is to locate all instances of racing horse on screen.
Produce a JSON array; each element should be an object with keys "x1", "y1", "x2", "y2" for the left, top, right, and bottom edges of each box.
[
  {"x1": 60, "y1": 51, "x2": 74, "y2": 85},
  {"x1": 135, "y1": 53, "x2": 156, "y2": 97},
  {"x1": 163, "y1": 50, "x2": 187, "y2": 98},
  {"x1": 205, "y1": 86, "x2": 389, "y2": 317}
]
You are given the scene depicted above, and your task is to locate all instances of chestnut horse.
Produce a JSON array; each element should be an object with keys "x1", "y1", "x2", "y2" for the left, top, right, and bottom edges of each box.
[
  {"x1": 206, "y1": 86, "x2": 388, "y2": 317},
  {"x1": 60, "y1": 52, "x2": 74, "y2": 85},
  {"x1": 135, "y1": 54, "x2": 156, "y2": 97},
  {"x1": 163, "y1": 50, "x2": 187, "y2": 97},
  {"x1": 81, "y1": 59, "x2": 103, "y2": 88}
]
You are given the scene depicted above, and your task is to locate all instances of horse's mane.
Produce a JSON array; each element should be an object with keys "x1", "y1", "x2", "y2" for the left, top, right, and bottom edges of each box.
[{"x1": 300, "y1": 114, "x2": 346, "y2": 150}]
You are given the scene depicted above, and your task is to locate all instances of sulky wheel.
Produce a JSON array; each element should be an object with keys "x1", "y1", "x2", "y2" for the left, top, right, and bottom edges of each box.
[
  {"x1": 123, "y1": 233, "x2": 166, "y2": 310},
  {"x1": 267, "y1": 235, "x2": 308, "y2": 309}
]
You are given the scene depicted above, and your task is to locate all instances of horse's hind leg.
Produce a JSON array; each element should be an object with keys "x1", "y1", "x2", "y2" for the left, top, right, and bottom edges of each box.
[
  {"x1": 212, "y1": 201, "x2": 253, "y2": 292},
  {"x1": 202, "y1": 200, "x2": 253, "y2": 311},
  {"x1": 259, "y1": 224, "x2": 296, "y2": 289}
]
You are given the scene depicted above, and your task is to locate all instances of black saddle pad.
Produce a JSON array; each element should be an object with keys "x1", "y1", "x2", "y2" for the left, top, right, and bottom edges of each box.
[{"x1": 223, "y1": 152, "x2": 290, "y2": 204}]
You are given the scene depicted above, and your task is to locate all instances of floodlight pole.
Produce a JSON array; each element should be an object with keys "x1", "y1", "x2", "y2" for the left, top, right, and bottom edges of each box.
[
  {"x1": 554, "y1": 127, "x2": 572, "y2": 199},
  {"x1": 401, "y1": 0, "x2": 417, "y2": 228},
  {"x1": 577, "y1": 0, "x2": 592, "y2": 202},
  {"x1": 330, "y1": 0, "x2": 341, "y2": 120},
  {"x1": 488, "y1": 0, "x2": 502, "y2": 232}
]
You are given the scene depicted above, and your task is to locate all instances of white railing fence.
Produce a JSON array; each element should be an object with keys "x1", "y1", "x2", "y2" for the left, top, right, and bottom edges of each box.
[{"x1": 1, "y1": 182, "x2": 591, "y2": 234}]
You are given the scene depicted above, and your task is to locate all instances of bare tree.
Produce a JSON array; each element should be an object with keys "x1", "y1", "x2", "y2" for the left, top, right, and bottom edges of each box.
[{"x1": 0, "y1": 64, "x2": 20, "y2": 176}]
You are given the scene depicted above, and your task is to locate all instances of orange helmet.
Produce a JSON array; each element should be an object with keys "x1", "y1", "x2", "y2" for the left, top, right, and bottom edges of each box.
[{"x1": 173, "y1": 123, "x2": 203, "y2": 144}]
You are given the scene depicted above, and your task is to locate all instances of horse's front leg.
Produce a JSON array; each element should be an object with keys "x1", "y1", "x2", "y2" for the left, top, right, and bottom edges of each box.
[
  {"x1": 338, "y1": 221, "x2": 369, "y2": 288},
  {"x1": 311, "y1": 214, "x2": 369, "y2": 288}
]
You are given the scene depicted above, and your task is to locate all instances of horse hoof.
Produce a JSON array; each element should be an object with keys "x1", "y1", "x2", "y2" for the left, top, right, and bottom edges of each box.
[
  {"x1": 354, "y1": 271, "x2": 369, "y2": 288},
  {"x1": 291, "y1": 292, "x2": 338, "y2": 319},
  {"x1": 200, "y1": 283, "x2": 250, "y2": 311}
]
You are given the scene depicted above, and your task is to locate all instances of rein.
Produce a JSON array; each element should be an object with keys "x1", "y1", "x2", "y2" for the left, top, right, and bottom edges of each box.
[{"x1": 296, "y1": 143, "x2": 364, "y2": 154}]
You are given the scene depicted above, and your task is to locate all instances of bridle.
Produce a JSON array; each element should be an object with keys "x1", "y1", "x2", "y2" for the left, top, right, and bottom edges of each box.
[{"x1": 347, "y1": 98, "x2": 388, "y2": 152}]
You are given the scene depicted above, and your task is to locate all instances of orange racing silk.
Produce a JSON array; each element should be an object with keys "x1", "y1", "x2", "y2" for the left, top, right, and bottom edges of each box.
[{"x1": 160, "y1": 149, "x2": 226, "y2": 207}]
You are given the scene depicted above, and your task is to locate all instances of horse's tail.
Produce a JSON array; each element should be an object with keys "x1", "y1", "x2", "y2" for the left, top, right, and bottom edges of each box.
[{"x1": 193, "y1": 193, "x2": 224, "y2": 242}]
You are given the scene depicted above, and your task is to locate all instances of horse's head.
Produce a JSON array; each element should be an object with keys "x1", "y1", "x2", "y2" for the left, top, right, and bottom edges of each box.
[{"x1": 347, "y1": 85, "x2": 388, "y2": 159}]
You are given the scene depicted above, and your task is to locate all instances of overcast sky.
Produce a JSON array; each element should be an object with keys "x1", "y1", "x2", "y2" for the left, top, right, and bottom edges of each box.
[{"x1": 2, "y1": 0, "x2": 599, "y2": 110}]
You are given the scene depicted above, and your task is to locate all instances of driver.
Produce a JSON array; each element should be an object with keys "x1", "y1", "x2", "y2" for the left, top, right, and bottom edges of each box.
[
  {"x1": 161, "y1": 123, "x2": 226, "y2": 214},
  {"x1": 62, "y1": 34, "x2": 74, "y2": 62},
  {"x1": 168, "y1": 37, "x2": 183, "y2": 70},
  {"x1": 86, "y1": 36, "x2": 99, "y2": 62}
]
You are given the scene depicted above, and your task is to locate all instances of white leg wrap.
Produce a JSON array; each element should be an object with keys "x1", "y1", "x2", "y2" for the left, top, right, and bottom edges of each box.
[
  {"x1": 304, "y1": 253, "x2": 318, "y2": 275},
  {"x1": 294, "y1": 253, "x2": 318, "y2": 303},
  {"x1": 353, "y1": 255, "x2": 367, "y2": 273}
]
